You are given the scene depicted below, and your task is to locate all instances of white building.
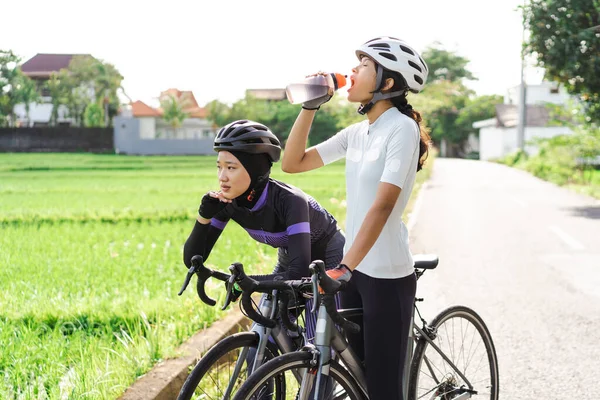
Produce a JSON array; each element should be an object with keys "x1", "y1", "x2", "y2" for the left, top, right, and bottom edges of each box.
[
  {"x1": 473, "y1": 82, "x2": 575, "y2": 161},
  {"x1": 13, "y1": 53, "x2": 93, "y2": 127},
  {"x1": 114, "y1": 89, "x2": 218, "y2": 155}
]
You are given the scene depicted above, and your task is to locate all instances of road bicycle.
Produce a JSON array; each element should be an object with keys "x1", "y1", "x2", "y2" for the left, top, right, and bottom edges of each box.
[{"x1": 232, "y1": 256, "x2": 499, "y2": 400}]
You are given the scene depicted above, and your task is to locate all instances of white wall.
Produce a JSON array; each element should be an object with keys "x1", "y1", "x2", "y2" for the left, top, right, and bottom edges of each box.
[
  {"x1": 113, "y1": 116, "x2": 215, "y2": 155},
  {"x1": 139, "y1": 117, "x2": 156, "y2": 139},
  {"x1": 155, "y1": 118, "x2": 216, "y2": 140},
  {"x1": 480, "y1": 127, "x2": 507, "y2": 160},
  {"x1": 465, "y1": 133, "x2": 480, "y2": 153},
  {"x1": 13, "y1": 102, "x2": 72, "y2": 126},
  {"x1": 479, "y1": 126, "x2": 573, "y2": 161}
]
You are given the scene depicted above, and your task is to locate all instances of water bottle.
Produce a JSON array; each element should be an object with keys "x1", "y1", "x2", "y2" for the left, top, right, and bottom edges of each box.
[{"x1": 285, "y1": 73, "x2": 347, "y2": 104}]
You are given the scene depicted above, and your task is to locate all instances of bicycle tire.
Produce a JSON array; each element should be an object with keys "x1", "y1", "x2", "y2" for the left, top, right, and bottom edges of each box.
[
  {"x1": 233, "y1": 350, "x2": 366, "y2": 400},
  {"x1": 178, "y1": 331, "x2": 283, "y2": 400},
  {"x1": 408, "y1": 305, "x2": 499, "y2": 400}
]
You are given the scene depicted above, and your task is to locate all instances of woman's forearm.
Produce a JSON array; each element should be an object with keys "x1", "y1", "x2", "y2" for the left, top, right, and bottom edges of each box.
[{"x1": 281, "y1": 110, "x2": 316, "y2": 172}]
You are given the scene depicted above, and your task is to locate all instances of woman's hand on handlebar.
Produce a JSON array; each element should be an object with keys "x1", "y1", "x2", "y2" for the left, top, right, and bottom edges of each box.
[
  {"x1": 319, "y1": 264, "x2": 352, "y2": 293},
  {"x1": 326, "y1": 264, "x2": 352, "y2": 283}
]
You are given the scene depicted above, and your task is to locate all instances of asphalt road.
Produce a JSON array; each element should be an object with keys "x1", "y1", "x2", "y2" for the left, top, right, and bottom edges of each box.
[{"x1": 409, "y1": 158, "x2": 600, "y2": 399}]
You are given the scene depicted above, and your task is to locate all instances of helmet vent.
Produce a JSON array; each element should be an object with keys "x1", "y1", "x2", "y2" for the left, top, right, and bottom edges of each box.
[
  {"x1": 368, "y1": 42, "x2": 390, "y2": 49},
  {"x1": 399, "y1": 45, "x2": 415, "y2": 56},
  {"x1": 243, "y1": 138, "x2": 264, "y2": 144},
  {"x1": 408, "y1": 60, "x2": 422, "y2": 72},
  {"x1": 380, "y1": 52, "x2": 397, "y2": 62},
  {"x1": 414, "y1": 75, "x2": 423, "y2": 85}
]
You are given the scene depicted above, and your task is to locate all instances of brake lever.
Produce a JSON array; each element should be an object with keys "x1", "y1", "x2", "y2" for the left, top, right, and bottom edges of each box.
[
  {"x1": 179, "y1": 255, "x2": 204, "y2": 296},
  {"x1": 178, "y1": 265, "x2": 196, "y2": 296},
  {"x1": 310, "y1": 268, "x2": 320, "y2": 313},
  {"x1": 221, "y1": 266, "x2": 238, "y2": 311}
]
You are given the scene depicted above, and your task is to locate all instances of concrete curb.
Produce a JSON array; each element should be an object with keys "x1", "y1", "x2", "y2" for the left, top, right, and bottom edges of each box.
[{"x1": 119, "y1": 308, "x2": 251, "y2": 400}]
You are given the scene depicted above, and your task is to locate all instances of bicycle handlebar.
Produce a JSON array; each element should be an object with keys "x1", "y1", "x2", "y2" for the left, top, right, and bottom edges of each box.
[
  {"x1": 177, "y1": 255, "x2": 229, "y2": 306},
  {"x1": 178, "y1": 256, "x2": 360, "y2": 335},
  {"x1": 232, "y1": 260, "x2": 360, "y2": 335}
]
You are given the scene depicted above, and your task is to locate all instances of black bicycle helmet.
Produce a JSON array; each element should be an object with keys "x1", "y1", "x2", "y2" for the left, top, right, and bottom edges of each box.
[{"x1": 214, "y1": 120, "x2": 281, "y2": 162}]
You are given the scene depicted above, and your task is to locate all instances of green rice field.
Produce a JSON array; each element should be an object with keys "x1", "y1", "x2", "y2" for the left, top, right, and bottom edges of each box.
[{"x1": 0, "y1": 152, "x2": 433, "y2": 399}]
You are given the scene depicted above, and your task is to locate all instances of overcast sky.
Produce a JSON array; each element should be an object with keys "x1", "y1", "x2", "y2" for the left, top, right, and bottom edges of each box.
[{"x1": 2, "y1": 0, "x2": 544, "y2": 106}]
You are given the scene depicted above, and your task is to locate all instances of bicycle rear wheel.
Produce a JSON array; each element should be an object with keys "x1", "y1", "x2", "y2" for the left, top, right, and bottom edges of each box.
[
  {"x1": 408, "y1": 305, "x2": 499, "y2": 400},
  {"x1": 232, "y1": 351, "x2": 366, "y2": 400},
  {"x1": 178, "y1": 331, "x2": 282, "y2": 400}
]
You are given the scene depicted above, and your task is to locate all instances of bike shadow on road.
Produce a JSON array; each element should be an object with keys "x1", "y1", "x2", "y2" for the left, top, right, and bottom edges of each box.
[{"x1": 564, "y1": 205, "x2": 600, "y2": 220}]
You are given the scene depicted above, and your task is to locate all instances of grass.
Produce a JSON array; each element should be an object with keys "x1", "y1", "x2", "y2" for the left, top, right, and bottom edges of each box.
[{"x1": 0, "y1": 151, "x2": 434, "y2": 399}]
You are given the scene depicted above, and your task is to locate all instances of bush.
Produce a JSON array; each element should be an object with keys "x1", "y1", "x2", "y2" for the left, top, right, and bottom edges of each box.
[
  {"x1": 498, "y1": 149, "x2": 527, "y2": 167},
  {"x1": 499, "y1": 126, "x2": 600, "y2": 187},
  {"x1": 84, "y1": 103, "x2": 105, "y2": 127}
]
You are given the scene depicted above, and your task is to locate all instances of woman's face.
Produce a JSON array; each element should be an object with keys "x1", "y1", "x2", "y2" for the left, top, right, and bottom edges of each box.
[
  {"x1": 216, "y1": 151, "x2": 251, "y2": 199},
  {"x1": 348, "y1": 55, "x2": 378, "y2": 104}
]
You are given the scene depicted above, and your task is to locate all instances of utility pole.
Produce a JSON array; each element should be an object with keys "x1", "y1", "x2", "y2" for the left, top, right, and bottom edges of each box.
[{"x1": 517, "y1": 0, "x2": 527, "y2": 151}]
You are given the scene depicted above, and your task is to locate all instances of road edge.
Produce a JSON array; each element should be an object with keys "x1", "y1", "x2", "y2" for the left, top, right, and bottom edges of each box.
[{"x1": 118, "y1": 308, "x2": 251, "y2": 400}]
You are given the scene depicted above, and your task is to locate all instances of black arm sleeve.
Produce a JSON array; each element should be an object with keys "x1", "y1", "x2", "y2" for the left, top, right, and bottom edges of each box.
[{"x1": 183, "y1": 219, "x2": 227, "y2": 268}]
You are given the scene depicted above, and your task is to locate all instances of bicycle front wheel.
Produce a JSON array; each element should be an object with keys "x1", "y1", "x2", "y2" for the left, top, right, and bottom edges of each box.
[
  {"x1": 408, "y1": 305, "x2": 499, "y2": 400},
  {"x1": 178, "y1": 331, "x2": 282, "y2": 400},
  {"x1": 233, "y1": 351, "x2": 366, "y2": 400}
]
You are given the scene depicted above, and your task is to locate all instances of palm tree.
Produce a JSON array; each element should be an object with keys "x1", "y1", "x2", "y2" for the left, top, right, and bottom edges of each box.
[
  {"x1": 44, "y1": 74, "x2": 68, "y2": 126},
  {"x1": 16, "y1": 75, "x2": 40, "y2": 126}
]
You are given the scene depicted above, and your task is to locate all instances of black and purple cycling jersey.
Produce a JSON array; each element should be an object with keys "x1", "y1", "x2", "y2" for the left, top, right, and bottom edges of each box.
[{"x1": 183, "y1": 178, "x2": 344, "y2": 341}]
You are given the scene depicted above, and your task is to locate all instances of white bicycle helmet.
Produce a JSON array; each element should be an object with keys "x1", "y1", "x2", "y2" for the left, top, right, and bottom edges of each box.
[
  {"x1": 355, "y1": 36, "x2": 428, "y2": 114},
  {"x1": 356, "y1": 36, "x2": 428, "y2": 93}
]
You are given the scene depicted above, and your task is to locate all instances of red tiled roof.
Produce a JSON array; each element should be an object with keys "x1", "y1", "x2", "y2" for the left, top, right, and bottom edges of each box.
[
  {"x1": 159, "y1": 89, "x2": 207, "y2": 118},
  {"x1": 20, "y1": 53, "x2": 92, "y2": 78},
  {"x1": 186, "y1": 106, "x2": 208, "y2": 118},
  {"x1": 130, "y1": 90, "x2": 209, "y2": 119},
  {"x1": 131, "y1": 100, "x2": 161, "y2": 117}
]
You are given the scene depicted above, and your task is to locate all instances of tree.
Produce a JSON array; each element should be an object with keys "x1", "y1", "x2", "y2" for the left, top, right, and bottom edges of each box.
[
  {"x1": 0, "y1": 50, "x2": 39, "y2": 127},
  {"x1": 408, "y1": 46, "x2": 501, "y2": 155},
  {"x1": 455, "y1": 94, "x2": 504, "y2": 139},
  {"x1": 0, "y1": 50, "x2": 20, "y2": 126},
  {"x1": 421, "y1": 44, "x2": 477, "y2": 83},
  {"x1": 15, "y1": 74, "x2": 40, "y2": 125},
  {"x1": 523, "y1": 0, "x2": 600, "y2": 122},
  {"x1": 206, "y1": 99, "x2": 232, "y2": 127},
  {"x1": 204, "y1": 94, "x2": 343, "y2": 146},
  {"x1": 161, "y1": 94, "x2": 190, "y2": 128},
  {"x1": 83, "y1": 102, "x2": 105, "y2": 127},
  {"x1": 0, "y1": 50, "x2": 41, "y2": 127},
  {"x1": 411, "y1": 80, "x2": 474, "y2": 152},
  {"x1": 64, "y1": 56, "x2": 124, "y2": 127},
  {"x1": 44, "y1": 73, "x2": 69, "y2": 126}
]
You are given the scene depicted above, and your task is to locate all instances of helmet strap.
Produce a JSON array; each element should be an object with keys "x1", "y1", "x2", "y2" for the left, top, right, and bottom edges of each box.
[{"x1": 357, "y1": 65, "x2": 407, "y2": 115}]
